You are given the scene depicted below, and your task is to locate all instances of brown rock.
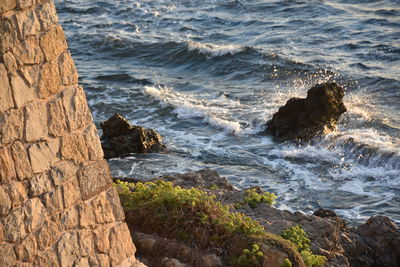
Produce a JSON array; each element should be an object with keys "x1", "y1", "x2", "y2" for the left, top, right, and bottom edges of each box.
[
  {"x1": 11, "y1": 141, "x2": 33, "y2": 180},
  {"x1": 3, "y1": 206, "x2": 27, "y2": 242},
  {"x1": 83, "y1": 123, "x2": 105, "y2": 160},
  {"x1": 62, "y1": 85, "x2": 92, "y2": 131},
  {"x1": 11, "y1": 72, "x2": 36, "y2": 108},
  {"x1": 0, "y1": 0, "x2": 17, "y2": 14},
  {"x1": 15, "y1": 234, "x2": 37, "y2": 262},
  {"x1": 28, "y1": 142, "x2": 57, "y2": 173},
  {"x1": 25, "y1": 101, "x2": 48, "y2": 142},
  {"x1": 35, "y1": 0, "x2": 58, "y2": 30},
  {"x1": 79, "y1": 229, "x2": 94, "y2": 257},
  {"x1": 58, "y1": 51, "x2": 78, "y2": 85},
  {"x1": 77, "y1": 160, "x2": 111, "y2": 200},
  {"x1": 92, "y1": 193, "x2": 115, "y2": 224},
  {"x1": 109, "y1": 223, "x2": 136, "y2": 266},
  {"x1": 17, "y1": 0, "x2": 34, "y2": 9},
  {"x1": 7, "y1": 180, "x2": 28, "y2": 209},
  {"x1": 78, "y1": 202, "x2": 96, "y2": 228},
  {"x1": 266, "y1": 82, "x2": 346, "y2": 141},
  {"x1": 60, "y1": 132, "x2": 89, "y2": 163},
  {"x1": 14, "y1": 9, "x2": 41, "y2": 39},
  {"x1": 12, "y1": 35, "x2": 44, "y2": 65},
  {"x1": 100, "y1": 113, "x2": 166, "y2": 159},
  {"x1": 56, "y1": 231, "x2": 80, "y2": 267},
  {"x1": 20, "y1": 64, "x2": 40, "y2": 88},
  {"x1": 0, "y1": 14, "x2": 19, "y2": 54},
  {"x1": 0, "y1": 185, "x2": 11, "y2": 216},
  {"x1": 29, "y1": 172, "x2": 53, "y2": 197},
  {"x1": 42, "y1": 187, "x2": 64, "y2": 214},
  {"x1": 161, "y1": 258, "x2": 186, "y2": 267},
  {"x1": 0, "y1": 146, "x2": 16, "y2": 184},
  {"x1": 50, "y1": 161, "x2": 78, "y2": 186},
  {"x1": 40, "y1": 25, "x2": 67, "y2": 61},
  {"x1": 93, "y1": 225, "x2": 110, "y2": 254},
  {"x1": 0, "y1": 63, "x2": 14, "y2": 113},
  {"x1": 24, "y1": 197, "x2": 47, "y2": 233},
  {"x1": 60, "y1": 206, "x2": 79, "y2": 230},
  {"x1": 38, "y1": 60, "x2": 61, "y2": 98},
  {"x1": 48, "y1": 97, "x2": 69, "y2": 137},
  {"x1": 0, "y1": 108, "x2": 24, "y2": 145},
  {"x1": 96, "y1": 254, "x2": 110, "y2": 267},
  {"x1": 0, "y1": 243, "x2": 17, "y2": 267},
  {"x1": 32, "y1": 250, "x2": 59, "y2": 267},
  {"x1": 2, "y1": 51, "x2": 17, "y2": 73},
  {"x1": 62, "y1": 179, "x2": 81, "y2": 208},
  {"x1": 106, "y1": 188, "x2": 125, "y2": 222}
]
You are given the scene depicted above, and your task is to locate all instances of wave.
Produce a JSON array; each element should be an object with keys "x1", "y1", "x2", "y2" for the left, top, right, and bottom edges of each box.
[{"x1": 186, "y1": 40, "x2": 251, "y2": 57}]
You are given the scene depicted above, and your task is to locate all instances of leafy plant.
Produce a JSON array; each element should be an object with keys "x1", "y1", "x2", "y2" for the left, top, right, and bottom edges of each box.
[
  {"x1": 244, "y1": 188, "x2": 277, "y2": 208},
  {"x1": 233, "y1": 243, "x2": 264, "y2": 267},
  {"x1": 282, "y1": 258, "x2": 293, "y2": 267},
  {"x1": 281, "y1": 225, "x2": 326, "y2": 267}
]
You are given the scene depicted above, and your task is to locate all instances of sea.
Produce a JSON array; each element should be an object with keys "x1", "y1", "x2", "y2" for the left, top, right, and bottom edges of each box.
[{"x1": 55, "y1": 0, "x2": 400, "y2": 225}]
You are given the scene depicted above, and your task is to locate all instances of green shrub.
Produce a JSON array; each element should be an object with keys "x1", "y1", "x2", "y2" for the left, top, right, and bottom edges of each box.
[
  {"x1": 244, "y1": 188, "x2": 277, "y2": 208},
  {"x1": 282, "y1": 258, "x2": 293, "y2": 267},
  {"x1": 233, "y1": 243, "x2": 264, "y2": 267},
  {"x1": 281, "y1": 225, "x2": 326, "y2": 267}
]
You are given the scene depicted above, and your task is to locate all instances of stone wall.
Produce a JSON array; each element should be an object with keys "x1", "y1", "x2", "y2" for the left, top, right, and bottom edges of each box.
[{"x1": 0, "y1": 1, "x2": 142, "y2": 266}]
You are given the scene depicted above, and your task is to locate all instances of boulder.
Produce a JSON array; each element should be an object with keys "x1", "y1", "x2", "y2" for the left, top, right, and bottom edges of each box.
[
  {"x1": 266, "y1": 82, "x2": 346, "y2": 141},
  {"x1": 100, "y1": 113, "x2": 166, "y2": 159}
]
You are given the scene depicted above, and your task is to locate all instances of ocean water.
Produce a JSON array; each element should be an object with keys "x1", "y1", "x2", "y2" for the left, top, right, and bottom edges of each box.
[{"x1": 55, "y1": 0, "x2": 400, "y2": 225}]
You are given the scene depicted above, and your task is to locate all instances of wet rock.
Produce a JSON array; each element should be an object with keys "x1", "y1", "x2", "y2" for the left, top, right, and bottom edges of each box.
[
  {"x1": 266, "y1": 82, "x2": 346, "y2": 141},
  {"x1": 100, "y1": 113, "x2": 166, "y2": 159}
]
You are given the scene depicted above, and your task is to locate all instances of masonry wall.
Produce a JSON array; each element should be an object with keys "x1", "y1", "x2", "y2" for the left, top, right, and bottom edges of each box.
[{"x1": 0, "y1": 1, "x2": 141, "y2": 266}]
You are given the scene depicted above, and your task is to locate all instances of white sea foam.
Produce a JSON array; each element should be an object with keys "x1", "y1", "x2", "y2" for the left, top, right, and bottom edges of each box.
[{"x1": 186, "y1": 40, "x2": 247, "y2": 56}]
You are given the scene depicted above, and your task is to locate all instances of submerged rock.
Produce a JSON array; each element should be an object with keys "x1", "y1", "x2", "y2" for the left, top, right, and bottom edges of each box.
[
  {"x1": 100, "y1": 113, "x2": 166, "y2": 159},
  {"x1": 266, "y1": 82, "x2": 346, "y2": 141}
]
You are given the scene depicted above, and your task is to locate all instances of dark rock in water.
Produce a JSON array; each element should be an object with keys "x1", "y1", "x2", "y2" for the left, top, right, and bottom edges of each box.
[
  {"x1": 266, "y1": 82, "x2": 346, "y2": 141},
  {"x1": 100, "y1": 113, "x2": 166, "y2": 159},
  {"x1": 314, "y1": 208, "x2": 346, "y2": 229}
]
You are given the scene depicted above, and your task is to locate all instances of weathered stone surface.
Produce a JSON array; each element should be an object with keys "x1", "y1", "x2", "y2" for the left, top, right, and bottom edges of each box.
[
  {"x1": 58, "y1": 51, "x2": 78, "y2": 85},
  {"x1": 56, "y1": 231, "x2": 80, "y2": 267},
  {"x1": 83, "y1": 123, "x2": 104, "y2": 160},
  {"x1": 0, "y1": 146, "x2": 16, "y2": 184},
  {"x1": 7, "y1": 180, "x2": 28, "y2": 209},
  {"x1": 62, "y1": 179, "x2": 81, "y2": 208},
  {"x1": 3, "y1": 206, "x2": 27, "y2": 242},
  {"x1": 62, "y1": 86, "x2": 92, "y2": 131},
  {"x1": 42, "y1": 187, "x2": 64, "y2": 214},
  {"x1": 20, "y1": 64, "x2": 40, "y2": 88},
  {"x1": 101, "y1": 113, "x2": 166, "y2": 159},
  {"x1": 0, "y1": 243, "x2": 17, "y2": 267},
  {"x1": 11, "y1": 73, "x2": 36, "y2": 108},
  {"x1": 17, "y1": 0, "x2": 34, "y2": 9},
  {"x1": 79, "y1": 229, "x2": 94, "y2": 256},
  {"x1": 28, "y1": 142, "x2": 57, "y2": 173},
  {"x1": 60, "y1": 206, "x2": 79, "y2": 230},
  {"x1": 0, "y1": 0, "x2": 17, "y2": 14},
  {"x1": 29, "y1": 172, "x2": 52, "y2": 197},
  {"x1": 32, "y1": 250, "x2": 59, "y2": 267},
  {"x1": 15, "y1": 234, "x2": 37, "y2": 262},
  {"x1": 13, "y1": 35, "x2": 44, "y2": 65},
  {"x1": 24, "y1": 197, "x2": 47, "y2": 233},
  {"x1": 106, "y1": 188, "x2": 125, "y2": 222},
  {"x1": 93, "y1": 225, "x2": 110, "y2": 254},
  {"x1": 0, "y1": 108, "x2": 24, "y2": 145},
  {"x1": 74, "y1": 257, "x2": 90, "y2": 267},
  {"x1": 0, "y1": 63, "x2": 15, "y2": 113},
  {"x1": 38, "y1": 60, "x2": 61, "y2": 98},
  {"x1": 109, "y1": 223, "x2": 136, "y2": 266},
  {"x1": 11, "y1": 141, "x2": 33, "y2": 180},
  {"x1": 50, "y1": 161, "x2": 78, "y2": 186},
  {"x1": 48, "y1": 97, "x2": 69, "y2": 137},
  {"x1": 92, "y1": 193, "x2": 115, "y2": 224},
  {"x1": 61, "y1": 132, "x2": 89, "y2": 163},
  {"x1": 14, "y1": 9, "x2": 41, "y2": 39},
  {"x1": 40, "y1": 25, "x2": 67, "y2": 61},
  {"x1": 0, "y1": 14, "x2": 19, "y2": 54},
  {"x1": 77, "y1": 160, "x2": 111, "y2": 200},
  {"x1": 36, "y1": 0, "x2": 58, "y2": 30},
  {"x1": 78, "y1": 202, "x2": 96, "y2": 228},
  {"x1": 2, "y1": 51, "x2": 17, "y2": 73},
  {"x1": 25, "y1": 101, "x2": 48, "y2": 142},
  {"x1": 96, "y1": 254, "x2": 111, "y2": 267},
  {"x1": 0, "y1": 185, "x2": 11, "y2": 216},
  {"x1": 266, "y1": 82, "x2": 346, "y2": 141}
]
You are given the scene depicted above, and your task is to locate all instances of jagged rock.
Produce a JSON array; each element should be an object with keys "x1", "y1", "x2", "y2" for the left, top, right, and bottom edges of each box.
[
  {"x1": 266, "y1": 82, "x2": 346, "y2": 141},
  {"x1": 100, "y1": 113, "x2": 166, "y2": 159}
]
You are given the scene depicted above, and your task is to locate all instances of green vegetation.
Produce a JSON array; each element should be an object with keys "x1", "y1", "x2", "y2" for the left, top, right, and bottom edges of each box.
[
  {"x1": 243, "y1": 188, "x2": 277, "y2": 208},
  {"x1": 281, "y1": 225, "x2": 327, "y2": 267},
  {"x1": 282, "y1": 258, "x2": 293, "y2": 267},
  {"x1": 209, "y1": 184, "x2": 219, "y2": 190},
  {"x1": 232, "y1": 243, "x2": 264, "y2": 266}
]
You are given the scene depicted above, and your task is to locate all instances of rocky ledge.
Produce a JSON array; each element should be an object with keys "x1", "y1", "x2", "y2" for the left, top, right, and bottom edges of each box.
[{"x1": 115, "y1": 170, "x2": 400, "y2": 267}]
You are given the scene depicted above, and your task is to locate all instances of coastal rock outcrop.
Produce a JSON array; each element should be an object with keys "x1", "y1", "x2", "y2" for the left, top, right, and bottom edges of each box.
[
  {"x1": 100, "y1": 113, "x2": 166, "y2": 159},
  {"x1": 266, "y1": 82, "x2": 346, "y2": 141}
]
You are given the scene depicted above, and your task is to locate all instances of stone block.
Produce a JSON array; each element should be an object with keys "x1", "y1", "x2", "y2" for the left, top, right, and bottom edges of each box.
[
  {"x1": 33, "y1": 249, "x2": 59, "y2": 267},
  {"x1": 14, "y1": 9, "x2": 40, "y2": 39},
  {"x1": 24, "y1": 197, "x2": 47, "y2": 233},
  {"x1": 42, "y1": 187, "x2": 64, "y2": 214},
  {"x1": 40, "y1": 25, "x2": 67, "y2": 62},
  {"x1": 34, "y1": 219, "x2": 60, "y2": 252},
  {"x1": 93, "y1": 225, "x2": 110, "y2": 254},
  {"x1": 17, "y1": 0, "x2": 34, "y2": 9},
  {"x1": 0, "y1": 14, "x2": 19, "y2": 54},
  {"x1": 0, "y1": 185, "x2": 11, "y2": 216},
  {"x1": 0, "y1": 108, "x2": 24, "y2": 145},
  {"x1": 48, "y1": 97, "x2": 69, "y2": 137},
  {"x1": 61, "y1": 132, "x2": 89, "y2": 163},
  {"x1": 74, "y1": 257, "x2": 90, "y2": 267},
  {"x1": 109, "y1": 223, "x2": 136, "y2": 266},
  {"x1": 38, "y1": 60, "x2": 61, "y2": 98},
  {"x1": 28, "y1": 142, "x2": 57, "y2": 173},
  {"x1": 0, "y1": 0, "x2": 17, "y2": 14},
  {"x1": 3, "y1": 206, "x2": 27, "y2": 242},
  {"x1": 11, "y1": 141, "x2": 33, "y2": 180},
  {"x1": 77, "y1": 160, "x2": 112, "y2": 200},
  {"x1": 56, "y1": 231, "x2": 80, "y2": 267},
  {"x1": 0, "y1": 243, "x2": 17, "y2": 267},
  {"x1": 62, "y1": 179, "x2": 81, "y2": 208},
  {"x1": 92, "y1": 193, "x2": 114, "y2": 224},
  {"x1": 106, "y1": 188, "x2": 125, "y2": 222},
  {"x1": 96, "y1": 254, "x2": 110, "y2": 267},
  {"x1": 60, "y1": 206, "x2": 79, "y2": 230},
  {"x1": 7, "y1": 180, "x2": 28, "y2": 209},
  {"x1": 83, "y1": 123, "x2": 104, "y2": 160},
  {"x1": 20, "y1": 64, "x2": 40, "y2": 88},
  {"x1": 29, "y1": 172, "x2": 53, "y2": 197},
  {"x1": 15, "y1": 234, "x2": 37, "y2": 262},
  {"x1": 0, "y1": 146, "x2": 16, "y2": 184},
  {"x1": 11, "y1": 73, "x2": 36, "y2": 108},
  {"x1": 78, "y1": 202, "x2": 95, "y2": 228},
  {"x1": 12, "y1": 35, "x2": 44, "y2": 65},
  {"x1": 2, "y1": 51, "x2": 17, "y2": 73},
  {"x1": 58, "y1": 51, "x2": 78, "y2": 86},
  {"x1": 62, "y1": 86, "x2": 92, "y2": 131},
  {"x1": 0, "y1": 63, "x2": 14, "y2": 114},
  {"x1": 50, "y1": 161, "x2": 78, "y2": 186},
  {"x1": 79, "y1": 229, "x2": 94, "y2": 257},
  {"x1": 36, "y1": 0, "x2": 58, "y2": 30}
]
